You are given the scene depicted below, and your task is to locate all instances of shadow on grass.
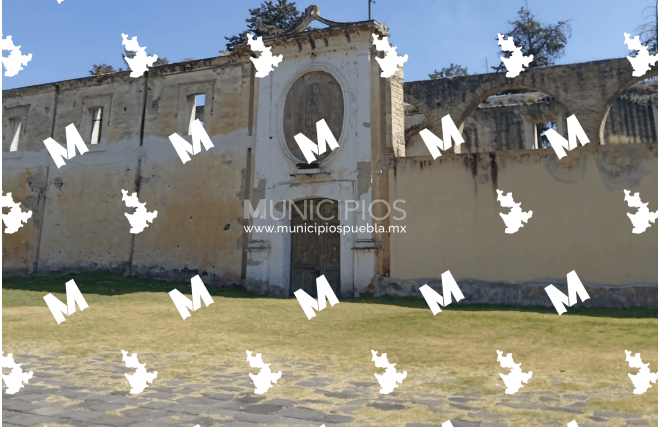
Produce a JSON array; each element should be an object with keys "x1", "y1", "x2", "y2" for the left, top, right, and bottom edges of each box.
[
  {"x1": 3, "y1": 272, "x2": 657, "y2": 318},
  {"x1": 2, "y1": 272, "x2": 266, "y2": 299},
  {"x1": 344, "y1": 294, "x2": 658, "y2": 318}
]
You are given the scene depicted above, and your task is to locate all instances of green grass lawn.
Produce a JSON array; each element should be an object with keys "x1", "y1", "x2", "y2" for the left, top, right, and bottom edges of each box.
[{"x1": 3, "y1": 272, "x2": 658, "y2": 416}]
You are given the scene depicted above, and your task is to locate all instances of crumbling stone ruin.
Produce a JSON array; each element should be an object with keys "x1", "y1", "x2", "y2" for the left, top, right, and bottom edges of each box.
[{"x1": 3, "y1": 8, "x2": 657, "y2": 308}]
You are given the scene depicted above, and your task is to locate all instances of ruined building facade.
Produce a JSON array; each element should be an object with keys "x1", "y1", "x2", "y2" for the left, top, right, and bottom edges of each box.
[{"x1": 3, "y1": 14, "x2": 657, "y2": 308}]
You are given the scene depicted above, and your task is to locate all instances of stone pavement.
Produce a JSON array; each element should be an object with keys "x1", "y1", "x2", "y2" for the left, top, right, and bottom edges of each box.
[{"x1": 2, "y1": 352, "x2": 657, "y2": 427}]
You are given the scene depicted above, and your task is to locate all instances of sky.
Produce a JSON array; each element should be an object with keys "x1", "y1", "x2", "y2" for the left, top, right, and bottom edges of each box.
[{"x1": 1, "y1": 0, "x2": 656, "y2": 90}]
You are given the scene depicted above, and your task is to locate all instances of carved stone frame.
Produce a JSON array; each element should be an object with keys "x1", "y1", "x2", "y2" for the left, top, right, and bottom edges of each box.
[
  {"x1": 277, "y1": 64, "x2": 350, "y2": 167},
  {"x1": 176, "y1": 80, "x2": 215, "y2": 135},
  {"x1": 80, "y1": 94, "x2": 113, "y2": 152}
]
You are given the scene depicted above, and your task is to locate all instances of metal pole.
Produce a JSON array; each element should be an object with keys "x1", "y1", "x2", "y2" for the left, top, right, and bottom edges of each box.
[{"x1": 369, "y1": 0, "x2": 372, "y2": 20}]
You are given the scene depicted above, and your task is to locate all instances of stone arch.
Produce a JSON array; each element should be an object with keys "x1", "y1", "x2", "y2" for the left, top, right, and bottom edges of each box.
[
  {"x1": 403, "y1": 59, "x2": 644, "y2": 153},
  {"x1": 455, "y1": 83, "x2": 569, "y2": 131},
  {"x1": 598, "y1": 67, "x2": 658, "y2": 145},
  {"x1": 405, "y1": 81, "x2": 570, "y2": 154},
  {"x1": 458, "y1": 87, "x2": 570, "y2": 153}
]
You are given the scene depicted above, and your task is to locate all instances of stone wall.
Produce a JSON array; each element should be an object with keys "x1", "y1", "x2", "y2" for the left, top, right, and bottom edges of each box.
[
  {"x1": 405, "y1": 80, "x2": 658, "y2": 156},
  {"x1": 244, "y1": 21, "x2": 391, "y2": 297},
  {"x1": 604, "y1": 82, "x2": 658, "y2": 145},
  {"x1": 4, "y1": 25, "x2": 657, "y2": 309},
  {"x1": 404, "y1": 59, "x2": 658, "y2": 154},
  {"x1": 2, "y1": 20, "x2": 394, "y2": 297}
]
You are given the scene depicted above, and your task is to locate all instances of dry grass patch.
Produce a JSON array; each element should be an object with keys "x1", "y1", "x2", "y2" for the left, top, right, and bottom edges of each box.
[
  {"x1": 4, "y1": 291, "x2": 656, "y2": 384},
  {"x1": 198, "y1": 413, "x2": 237, "y2": 421},
  {"x1": 355, "y1": 404, "x2": 455, "y2": 424},
  {"x1": 107, "y1": 405, "x2": 139, "y2": 416},
  {"x1": 4, "y1": 279, "x2": 658, "y2": 424},
  {"x1": 44, "y1": 395, "x2": 84, "y2": 407},
  {"x1": 37, "y1": 423, "x2": 74, "y2": 427}
]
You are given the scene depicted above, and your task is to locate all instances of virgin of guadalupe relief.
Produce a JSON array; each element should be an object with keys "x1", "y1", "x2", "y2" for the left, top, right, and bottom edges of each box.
[{"x1": 283, "y1": 71, "x2": 344, "y2": 163}]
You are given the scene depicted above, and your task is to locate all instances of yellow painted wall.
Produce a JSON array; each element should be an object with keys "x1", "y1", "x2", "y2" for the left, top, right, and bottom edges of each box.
[{"x1": 390, "y1": 144, "x2": 658, "y2": 285}]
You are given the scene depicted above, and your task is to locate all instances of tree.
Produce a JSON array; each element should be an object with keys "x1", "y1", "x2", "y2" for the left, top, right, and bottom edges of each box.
[
  {"x1": 224, "y1": 0, "x2": 305, "y2": 52},
  {"x1": 492, "y1": 7, "x2": 571, "y2": 72},
  {"x1": 429, "y1": 64, "x2": 469, "y2": 79},
  {"x1": 89, "y1": 63, "x2": 116, "y2": 76},
  {"x1": 635, "y1": 0, "x2": 658, "y2": 54}
]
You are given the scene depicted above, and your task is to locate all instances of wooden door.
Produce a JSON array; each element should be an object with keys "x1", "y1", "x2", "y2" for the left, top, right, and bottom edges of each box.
[{"x1": 289, "y1": 199, "x2": 341, "y2": 298}]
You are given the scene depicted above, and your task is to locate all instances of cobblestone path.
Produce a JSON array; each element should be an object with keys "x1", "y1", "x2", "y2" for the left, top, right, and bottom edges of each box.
[{"x1": 2, "y1": 352, "x2": 656, "y2": 427}]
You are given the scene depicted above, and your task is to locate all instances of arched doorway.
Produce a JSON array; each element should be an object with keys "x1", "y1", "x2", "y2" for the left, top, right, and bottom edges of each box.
[{"x1": 289, "y1": 198, "x2": 341, "y2": 298}]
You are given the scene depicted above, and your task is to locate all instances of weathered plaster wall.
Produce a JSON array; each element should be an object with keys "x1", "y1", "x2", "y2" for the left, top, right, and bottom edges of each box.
[
  {"x1": 3, "y1": 89, "x2": 59, "y2": 275},
  {"x1": 245, "y1": 22, "x2": 390, "y2": 298},
  {"x1": 386, "y1": 143, "x2": 658, "y2": 307},
  {"x1": 406, "y1": 92, "x2": 567, "y2": 155},
  {"x1": 2, "y1": 88, "x2": 57, "y2": 153},
  {"x1": 2, "y1": 168, "x2": 46, "y2": 275},
  {"x1": 36, "y1": 77, "x2": 146, "y2": 275},
  {"x1": 131, "y1": 62, "x2": 253, "y2": 284},
  {"x1": 3, "y1": 55, "x2": 254, "y2": 285}
]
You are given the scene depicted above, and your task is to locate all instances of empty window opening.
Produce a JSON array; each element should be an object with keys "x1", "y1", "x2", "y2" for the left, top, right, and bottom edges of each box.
[
  {"x1": 187, "y1": 94, "x2": 206, "y2": 134},
  {"x1": 196, "y1": 94, "x2": 205, "y2": 127},
  {"x1": 90, "y1": 107, "x2": 103, "y2": 145},
  {"x1": 9, "y1": 118, "x2": 21, "y2": 152},
  {"x1": 536, "y1": 121, "x2": 557, "y2": 149}
]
